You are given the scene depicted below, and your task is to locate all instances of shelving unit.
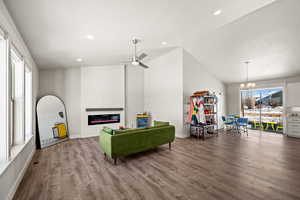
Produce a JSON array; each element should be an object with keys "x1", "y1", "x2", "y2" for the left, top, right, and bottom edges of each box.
[{"x1": 188, "y1": 93, "x2": 218, "y2": 140}]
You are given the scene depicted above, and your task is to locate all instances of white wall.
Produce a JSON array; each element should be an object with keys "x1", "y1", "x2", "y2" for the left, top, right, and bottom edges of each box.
[
  {"x1": 226, "y1": 84, "x2": 241, "y2": 115},
  {"x1": 64, "y1": 68, "x2": 81, "y2": 137},
  {"x1": 0, "y1": 1, "x2": 39, "y2": 200},
  {"x1": 39, "y1": 69, "x2": 67, "y2": 99},
  {"x1": 183, "y1": 50, "x2": 226, "y2": 136},
  {"x1": 39, "y1": 68, "x2": 81, "y2": 138},
  {"x1": 38, "y1": 49, "x2": 228, "y2": 141},
  {"x1": 39, "y1": 65, "x2": 144, "y2": 137},
  {"x1": 286, "y1": 77, "x2": 300, "y2": 107},
  {"x1": 144, "y1": 48, "x2": 184, "y2": 137},
  {"x1": 81, "y1": 65, "x2": 125, "y2": 137},
  {"x1": 40, "y1": 66, "x2": 124, "y2": 138},
  {"x1": 125, "y1": 65, "x2": 144, "y2": 128},
  {"x1": 144, "y1": 48, "x2": 227, "y2": 138},
  {"x1": 81, "y1": 65, "x2": 125, "y2": 109}
]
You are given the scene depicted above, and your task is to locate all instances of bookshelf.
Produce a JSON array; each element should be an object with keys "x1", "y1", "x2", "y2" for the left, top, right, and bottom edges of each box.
[{"x1": 187, "y1": 92, "x2": 218, "y2": 140}]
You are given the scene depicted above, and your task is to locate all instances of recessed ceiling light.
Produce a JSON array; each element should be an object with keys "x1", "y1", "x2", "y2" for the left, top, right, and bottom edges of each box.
[
  {"x1": 76, "y1": 58, "x2": 83, "y2": 62},
  {"x1": 161, "y1": 41, "x2": 167, "y2": 45},
  {"x1": 85, "y1": 34, "x2": 95, "y2": 40},
  {"x1": 213, "y1": 10, "x2": 222, "y2": 16}
]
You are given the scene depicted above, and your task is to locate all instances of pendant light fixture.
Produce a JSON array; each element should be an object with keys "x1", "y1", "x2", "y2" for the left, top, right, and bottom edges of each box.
[{"x1": 240, "y1": 61, "x2": 255, "y2": 89}]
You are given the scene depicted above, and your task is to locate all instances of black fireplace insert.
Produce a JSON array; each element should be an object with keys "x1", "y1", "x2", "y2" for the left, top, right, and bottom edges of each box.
[{"x1": 88, "y1": 114, "x2": 120, "y2": 126}]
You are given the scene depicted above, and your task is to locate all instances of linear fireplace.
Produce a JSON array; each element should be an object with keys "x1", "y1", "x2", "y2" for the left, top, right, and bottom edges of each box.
[{"x1": 88, "y1": 114, "x2": 120, "y2": 126}]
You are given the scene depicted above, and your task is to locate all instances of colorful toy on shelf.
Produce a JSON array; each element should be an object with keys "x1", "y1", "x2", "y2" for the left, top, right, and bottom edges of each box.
[{"x1": 193, "y1": 91, "x2": 209, "y2": 96}]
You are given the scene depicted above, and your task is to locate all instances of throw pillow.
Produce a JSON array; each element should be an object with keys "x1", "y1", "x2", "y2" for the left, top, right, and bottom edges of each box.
[{"x1": 102, "y1": 126, "x2": 114, "y2": 135}]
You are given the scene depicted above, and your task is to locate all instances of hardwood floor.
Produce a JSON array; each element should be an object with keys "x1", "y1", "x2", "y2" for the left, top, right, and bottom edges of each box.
[{"x1": 14, "y1": 130, "x2": 300, "y2": 200}]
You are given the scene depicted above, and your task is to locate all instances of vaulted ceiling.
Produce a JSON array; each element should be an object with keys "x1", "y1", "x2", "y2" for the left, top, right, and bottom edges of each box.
[
  {"x1": 5, "y1": 0, "x2": 297, "y2": 83},
  {"x1": 184, "y1": 0, "x2": 300, "y2": 83}
]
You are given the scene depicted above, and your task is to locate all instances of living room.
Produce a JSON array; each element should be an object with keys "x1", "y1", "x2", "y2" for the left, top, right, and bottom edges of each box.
[{"x1": 1, "y1": 0, "x2": 300, "y2": 200}]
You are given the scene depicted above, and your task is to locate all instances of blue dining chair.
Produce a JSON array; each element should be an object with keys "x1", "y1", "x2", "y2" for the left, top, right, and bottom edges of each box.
[
  {"x1": 236, "y1": 118, "x2": 249, "y2": 136},
  {"x1": 227, "y1": 114, "x2": 236, "y2": 119},
  {"x1": 222, "y1": 116, "x2": 234, "y2": 131}
]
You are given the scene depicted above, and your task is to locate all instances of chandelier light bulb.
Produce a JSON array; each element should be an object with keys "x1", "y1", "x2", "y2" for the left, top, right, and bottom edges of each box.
[{"x1": 241, "y1": 61, "x2": 256, "y2": 90}]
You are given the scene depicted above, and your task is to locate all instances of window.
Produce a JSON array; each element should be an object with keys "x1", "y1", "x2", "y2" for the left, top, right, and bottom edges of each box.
[
  {"x1": 0, "y1": 28, "x2": 33, "y2": 163},
  {"x1": 240, "y1": 88, "x2": 284, "y2": 133},
  {"x1": 10, "y1": 47, "x2": 25, "y2": 147},
  {"x1": 0, "y1": 27, "x2": 33, "y2": 163},
  {"x1": 25, "y1": 65, "x2": 33, "y2": 140},
  {"x1": 0, "y1": 29, "x2": 9, "y2": 162}
]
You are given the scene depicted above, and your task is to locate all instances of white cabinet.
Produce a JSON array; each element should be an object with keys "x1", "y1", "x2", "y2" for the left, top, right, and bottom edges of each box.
[
  {"x1": 287, "y1": 107, "x2": 300, "y2": 138},
  {"x1": 287, "y1": 82, "x2": 300, "y2": 107}
]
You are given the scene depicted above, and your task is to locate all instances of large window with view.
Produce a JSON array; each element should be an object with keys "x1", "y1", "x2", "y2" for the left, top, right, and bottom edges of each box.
[{"x1": 241, "y1": 88, "x2": 284, "y2": 133}]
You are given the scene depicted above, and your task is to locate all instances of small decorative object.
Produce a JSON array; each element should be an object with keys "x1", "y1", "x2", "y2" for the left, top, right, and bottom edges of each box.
[
  {"x1": 52, "y1": 127, "x2": 59, "y2": 138},
  {"x1": 53, "y1": 123, "x2": 67, "y2": 139},
  {"x1": 193, "y1": 90, "x2": 209, "y2": 96},
  {"x1": 136, "y1": 113, "x2": 151, "y2": 128}
]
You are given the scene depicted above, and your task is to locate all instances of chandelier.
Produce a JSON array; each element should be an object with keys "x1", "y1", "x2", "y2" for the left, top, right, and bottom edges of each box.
[{"x1": 240, "y1": 61, "x2": 255, "y2": 89}]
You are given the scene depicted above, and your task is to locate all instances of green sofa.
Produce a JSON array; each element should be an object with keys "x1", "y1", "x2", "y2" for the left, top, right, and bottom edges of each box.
[{"x1": 99, "y1": 125, "x2": 175, "y2": 164}]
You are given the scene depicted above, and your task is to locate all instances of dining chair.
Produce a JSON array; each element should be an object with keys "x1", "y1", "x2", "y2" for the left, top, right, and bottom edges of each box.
[
  {"x1": 236, "y1": 118, "x2": 249, "y2": 136},
  {"x1": 265, "y1": 121, "x2": 276, "y2": 131},
  {"x1": 222, "y1": 116, "x2": 234, "y2": 131},
  {"x1": 276, "y1": 123, "x2": 284, "y2": 132},
  {"x1": 253, "y1": 120, "x2": 264, "y2": 130}
]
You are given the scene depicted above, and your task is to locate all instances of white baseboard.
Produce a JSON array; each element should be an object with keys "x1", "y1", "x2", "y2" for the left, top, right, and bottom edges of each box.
[
  {"x1": 176, "y1": 134, "x2": 189, "y2": 138},
  {"x1": 69, "y1": 133, "x2": 99, "y2": 139},
  {"x1": 69, "y1": 134, "x2": 82, "y2": 139},
  {"x1": 6, "y1": 148, "x2": 35, "y2": 200},
  {"x1": 80, "y1": 132, "x2": 99, "y2": 138}
]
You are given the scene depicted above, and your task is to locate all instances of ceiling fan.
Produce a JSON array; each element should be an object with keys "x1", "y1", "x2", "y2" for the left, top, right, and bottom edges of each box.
[{"x1": 124, "y1": 38, "x2": 149, "y2": 69}]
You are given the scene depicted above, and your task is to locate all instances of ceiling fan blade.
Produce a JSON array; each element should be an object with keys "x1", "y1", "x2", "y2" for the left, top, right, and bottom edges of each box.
[
  {"x1": 138, "y1": 53, "x2": 148, "y2": 60},
  {"x1": 139, "y1": 62, "x2": 149, "y2": 69}
]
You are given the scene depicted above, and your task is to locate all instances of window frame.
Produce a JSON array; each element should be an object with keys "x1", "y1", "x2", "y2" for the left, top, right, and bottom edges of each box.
[
  {"x1": 25, "y1": 63, "x2": 33, "y2": 141},
  {"x1": 0, "y1": 27, "x2": 10, "y2": 162},
  {"x1": 0, "y1": 26, "x2": 35, "y2": 168},
  {"x1": 9, "y1": 42, "x2": 26, "y2": 153}
]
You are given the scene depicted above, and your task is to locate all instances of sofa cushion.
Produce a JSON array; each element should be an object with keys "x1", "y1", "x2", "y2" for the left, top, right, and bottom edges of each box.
[
  {"x1": 111, "y1": 125, "x2": 175, "y2": 157},
  {"x1": 154, "y1": 121, "x2": 170, "y2": 127},
  {"x1": 102, "y1": 126, "x2": 114, "y2": 135},
  {"x1": 114, "y1": 127, "x2": 147, "y2": 135}
]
